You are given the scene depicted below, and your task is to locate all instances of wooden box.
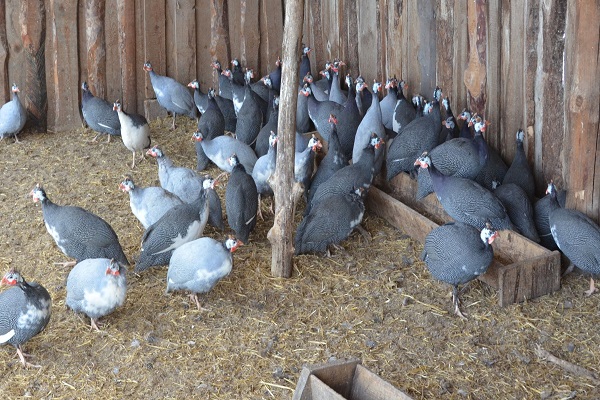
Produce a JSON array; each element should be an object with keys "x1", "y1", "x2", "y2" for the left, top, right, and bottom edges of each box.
[
  {"x1": 292, "y1": 359, "x2": 413, "y2": 400},
  {"x1": 366, "y1": 173, "x2": 562, "y2": 306}
]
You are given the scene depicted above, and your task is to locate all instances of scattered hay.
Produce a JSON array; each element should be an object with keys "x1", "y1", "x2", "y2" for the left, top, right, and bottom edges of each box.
[{"x1": 0, "y1": 118, "x2": 598, "y2": 399}]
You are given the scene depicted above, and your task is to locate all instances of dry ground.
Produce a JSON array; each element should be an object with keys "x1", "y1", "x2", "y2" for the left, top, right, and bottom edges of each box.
[{"x1": 0, "y1": 118, "x2": 598, "y2": 399}]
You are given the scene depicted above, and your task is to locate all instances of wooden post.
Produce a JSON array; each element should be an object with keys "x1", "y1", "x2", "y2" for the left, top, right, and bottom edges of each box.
[
  {"x1": 117, "y1": 0, "x2": 136, "y2": 111},
  {"x1": 463, "y1": 0, "x2": 487, "y2": 117},
  {"x1": 21, "y1": 0, "x2": 47, "y2": 131},
  {"x1": 0, "y1": 4, "x2": 9, "y2": 103},
  {"x1": 85, "y1": 0, "x2": 106, "y2": 98},
  {"x1": 210, "y1": 0, "x2": 230, "y2": 92},
  {"x1": 268, "y1": 0, "x2": 304, "y2": 278}
]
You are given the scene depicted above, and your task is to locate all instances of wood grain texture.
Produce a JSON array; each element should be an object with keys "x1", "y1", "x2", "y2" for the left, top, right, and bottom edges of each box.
[
  {"x1": 240, "y1": 0, "x2": 260, "y2": 71},
  {"x1": 117, "y1": 0, "x2": 137, "y2": 112},
  {"x1": 143, "y1": 0, "x2": 166, "y2": 98},
  {"x1": 0, "y1": 4, "x2": 10, "y2": 103},
  {"x1": 85, "y1": 0, "x2": 106, "y2": 98},
  {"x1": 195, "y1": 0, "x2": 214, "y2": 88},
  {"x1": 259, "y1": 0, "x2": 283, "y2": 77},
  {"x1": 464, "y1": 0, "x2": 487, "y2": 119},
  {"x1": 174, "y1": 0, "x2": 196, "y2": 83},
  {"x1": 105, "y1": 0, "x2": 120, "y2": 105},
  {"x1": 211, "y1": 0, "x2": 230, "y2": 76},
  {"x1": 356, "y1": 0, "x2": 377, "y2": 82}
]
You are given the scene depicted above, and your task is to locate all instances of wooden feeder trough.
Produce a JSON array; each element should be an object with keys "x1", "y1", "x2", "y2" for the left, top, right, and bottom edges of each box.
[
  {"x1": 292, "y1": 359, "x2": 413, "y2": 400},
  {"x1": 367, "y1": 173, "x2": 562, "y2": 307}
]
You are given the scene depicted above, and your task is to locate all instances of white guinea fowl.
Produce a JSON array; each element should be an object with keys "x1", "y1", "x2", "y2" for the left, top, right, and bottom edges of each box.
[
  {"x1": 0, "y1": 83, "x2": 27, "y2": 143},
  {"x1": 0, "y1": 269, "x2": 51, "y2": 368},
  {"x1": 66, "y1": 258, "x2": 127, "y2": 331},
  {"x1": 113, "y1": 100, "x2": 151, "y2": 169},
  {"x1": 167, "y1": 237, "x2": 241, "y2": 310}
]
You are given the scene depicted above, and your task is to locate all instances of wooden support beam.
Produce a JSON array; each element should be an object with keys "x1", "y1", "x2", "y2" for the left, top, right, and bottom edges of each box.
[
  {"x1": 210, "y1": 0, "x2": 230, "y2": 92},
  {"x1": 173, "y1": 0, "x2": 196, "y2": 83},
  {"x1": 240, "y1": 0, "x2": 260, "y2": 71},
  {"x1": 268, "y1": 0, "x2": 304, "y2": 278},
  {"x1": 463, "y1": 0, "x2": 488, "y2": 118},
  {"x1": 143, "y1": 0, "x2": 166, "y2": 98},
  {"x1": 117, "y1": 0, "x2": 136, "y2": 111},
  {"x1": 85, "y1": 0, "x2": 106, "y2": 98},
  {"x1": 0, "y1": 4, "x2": 9, "y2": 103}
]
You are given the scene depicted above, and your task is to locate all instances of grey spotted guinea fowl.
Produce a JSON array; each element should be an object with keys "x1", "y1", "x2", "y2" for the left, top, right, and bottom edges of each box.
[
  {"x1": 295, "y1": 135, "x2": 322, "y2": 195},
  {"x1": 546, "y1": 181, "x2": 600, "y2": 296},
  {"x1": 502, "y1": 129, "x2": 536, "y2": 201},
  {"x1": 114, "y1": 100, "x2": 151, "y2": 169},
  {"x1": 30, "y1": 184, "x2": 129, "y2": 267},
  {"x1": 234, "y1": 78, "x2": 264, "y2": 145},
  {"x1": 255, "y1": 95, "x2": 279, "y2": 158},
  {"x1": 66, "y1": 258, "x2": 127, "y2": 331},
  {"x1": 204, "y1": 176, "x2": 225, "y2": 231},
  {"x1": 0, "y1": 269, "x2": 51, "y2": 368},
  {"x1": 192, "y1": 131, "x2": 257, "y2": 174},
  {"x1": 188, "y1": 79, "x2": 209, "y2": 114},
  {"x1": 212, "y1": 60, "x2": 233, "y2": 100},
  {"x1": 194, "y1": 88, "x2": 225, "y2": 171},
  {"x1": 252, "y1": 131, "x2": 278, "y2": 219},
  {"x1": 415, "y1": 153, "x2": 514, "y2": 231},
  {"x1": 0, "y1": 83, "x2": 27, "y2": 143},
  {"x1": 380, "y1": 77, "x2": 399, "y2": 131},
  {"x1": 492, "y1": 180, "x2": 540, "y2": 243},
  {"x1": 136, "y1": 181, "x2": 209, "y2": 272},
  {"x1": 143, "y1": 61, "x2": 197, "y2": 129},
  {"x1": 392, "y1": 79, "x2": 416, "y2": 133},
  {"x1": 81, "y1": 81, "x2": 121, "y2": 142},
  {"x1": 225, "y1": 154, "x2": 258, "y2": 244},
  {"x1": 421, "y1": 222, "x2": 497, "y2": 319},
  {"x1": 352, "y1": 81, "x2": 386, "y2": 166},
  {"x1": 167, "y1": 236, "x2": 241, "y2": 310},
  {"x1": 534, "y1": 188, "x2": 566, "y2": 251},
  {"x1": 295, "y1": 187, "x2": 365, "y2": 255},
  {"x1": 119, "y1": 175, "x2": 184, "y2": 229}
]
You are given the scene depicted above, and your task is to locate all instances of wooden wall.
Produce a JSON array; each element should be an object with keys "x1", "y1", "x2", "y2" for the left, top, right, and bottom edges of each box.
[{"x1": 0, "y1": 0, "x2": 598, "y2": 221}]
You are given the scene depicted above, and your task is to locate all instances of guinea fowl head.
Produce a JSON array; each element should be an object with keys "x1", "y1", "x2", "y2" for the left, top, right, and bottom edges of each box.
[
  {"x1": 146, "y1": 145, "x2": 163, "y2": 158},
  {"x1": 244, "y1": 68, "x2": 254, "y2": 84},
  {"x1": 143, "y1": 61, "x2": 153, "y2": 72},
  {"x1": 231, "y1": 59, "x2": 241, "y2": 69},
  {"x1": 81, "y1": 81, "x2": 89, "y2": 91},
  {"x1": 308, "y1": 135, "x2": 322, "y2": 152},
  {"x1": 398, "y1": 80, "x2": 408, "y2": 93},
  {"x1": 30, "y1": 184, "x2": 47, "y2": 203},
  {"x1": 302, "y1": 45, "x2": 311, "y2": 56},
  {"x1": 272, "y1": 95, "x2": 279, "y2": 109},
  {"x1": 372, "y1": 81, "x2": 382, "y2": 93},
  {"x1": 112, "y1": 100, "x2": 122, "y2": 112},
  {"x1": 459, "y1": 109, "x2": 471, "y2": 121},
  {"x1": 345, "y1": 74, "x2": 353, "y2": 88},
  {"x1": 211, "y1": 60, "x2": 221, "y2": 70},
  {"x1": 300, "y1": 83, "x2": 311, "y2": 97},
  {"x1": 384, "y1": 77, "x2": 397, "y2": 90},
  {"x1": 328, "y1": 114, "x2": 338, "y2": 125},
  {"x1": 119, "y1": 175, "x2": 135, "y2": 192},
  {"x1": 443, "y1": 117, "x2": 455, "y2": 130},
  {"x1": 228, "y1": 154, "x2": 240, "y2": 167},
  {"x1": 187, "y1": 79, "x2": 199, "y2": 89},
  {"x1": 221, "y1": 68, "x2": 232, "y2": 79},
  {"x1": 319, "y1": 69, "x2": 330, "y2": 80},
  {"x1": 433, "y1": 86, "x2": 443, "y2": 102},
  {"x1": 208, "y1": 88, "x2": 216, "y2": 99},
  {"x1": 481, "y1": 222, "x2": 499, "y2": 245},
  {"x1": 275, "y1": 57, "x2": 282, "y2": 67},
  {"x1": 414, "y1": 152, "x2": 431, "y2": 169},
  {"x1": 1, "y1": 268, "x2": 22, "y2": 286},
  {"x1": 442, "y1": 97, "x2": 450, "y2": 111},
  {"x1": 262, "y1": 75, "x2": 272, "y2": 89},
  {"x1": 332, "y1": 59, "x2": 344, "y2": 72},
  {"x1": 202, "y1": 176, "x2": 215, "y2": 191},
  {"x1": 105, "y1": 259, "x2": 122, "y2": 277},
  {"x1": 268, "y1": 131, "x2": 278, "y2": 147},
  {"x1": 11, "y1": 83, "x2": 19, "y2": 93},
  {"x1": 303, "y1": 73, "x2": 313, "y2": 84},
  {"x1": 192, "y1": 131, "x2": 204, "y2": 142},
  {"x1": 516, "y1": 129, "x2": 524, "y2": 143},
  {"x1": 369, "y1": 134, "x2": 383, "y2": 150},
  {"x1": 545, "y1": 181, "x2": 558, "y2": 198},
  {"x1": 225, "y1": 236, "x2": 242, "y2": 252}
]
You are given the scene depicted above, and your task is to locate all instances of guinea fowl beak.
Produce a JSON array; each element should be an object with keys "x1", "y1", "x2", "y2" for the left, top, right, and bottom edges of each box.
[{"x1": 488, "y1": 231, "x2": 499, "y2": 244}]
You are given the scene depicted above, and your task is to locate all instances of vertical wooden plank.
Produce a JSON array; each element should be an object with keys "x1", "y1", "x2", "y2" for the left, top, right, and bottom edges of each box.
[
  {"x1": 564, "y1": 0, "x2": 600, "y2": 220},
  {"x1": 486, "y1": 0, "x2": 501, "y2": 151},
  {"x1": 6, "y1": 1, "x2": 25, "y2": 98},
  {"x1": 211, "y1": 0, "x2": 231, "y2": 78},
  {"x1": 240, "y1": 0, "x2": 260, "y2": 71},
  {"x1": 20, "y1": 0, "x2": 47, "y2": 131},
  {"x1": 0, "y1": 3, "x2": 10, "y2": 102},
  {"x1": 46, "y1": 0, "x2": 80, "y2": 132},
  {"x1": 105, "y1": 0, "x2": 121, "y2": 104},
  {"x1": 117, "y1": 0, "x2": 137, "y2": 112},
  {"x1": 356, "y1": 0, "x2": 377, "y2": 81},
  {"x1": 463, "y1": 1, "x2": 488, "y2": 120},
  {"x1": 143, "y1": 0, "x2": 166, "y2": 98},
  {"x1": 436, "y1": 0, "x2": 454, "y2": 93},
  {"x1": 375, "y1": 0, "x2": 385, "y2": 80},
  {"x1": 524, "y1": 0, "x2": 540, "y2": 169},
  {"x1": 405, "y1": 0, "x2": 420, "y2": 93},
  {"x1": 135, "y1": 0, "x2": 146, "y2": 113},
  {"x1": 309, "y1": 0, "x2": 325, "y2": 73},
  {"x1": 259, "y1": 0, "x2": 283, "y2": 77},
  {"x1": 344, "y1": 0, "x2": 359, "y2": 78},
  {"x1": 416, "y1": 0, "x2": 436, "y2": 97},
  {"x1": 452, "y1": 0, "x2": 468, "y2": 113},
  {"x1": 196, "y1": 0, "x2": 214, "y2": 88},
  {"x1": 173, "y1": 0, "x2": 196, "y2": 83},
  {"x1": 85, "y1": 0, "x2": 106, "y2": 98},
  {"x1": 228, "y1": 0, "x2": 240, "y2": 62},
  {"x1": 77, "y1": 1, "x2": 87, "y2": 89},
  {"x1": 165, "y1": 0, "x2": 176, "y2": 76},
  {"x1": 385, "y1": 0, "x2": 403, "y2": 78}
]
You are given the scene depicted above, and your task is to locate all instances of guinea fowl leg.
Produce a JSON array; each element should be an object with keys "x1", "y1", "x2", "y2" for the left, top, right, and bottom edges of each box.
[
  {"x1": 190, "y1": 294, "x2": 209, "y2": 311},
  {"x1": 584, "y1": 278, "x2": 597, "y2": 296},
  {"x1": 131, "y1": 152, "x2": 137, "y2": 169},
  {"x1": 257, "y1": 194, "x2": 264, "y2": 221},
  {"x1": 13, "y1": 134, "x2": 21, "y2": 144},
  {"x1": 16, "y1": 346, "x2": 41, "y2": 368},
  {"x1": 171, "y1": 114, "x2": 177, "y2": 130},
  {"x1": 355, "y1": 224, "x2": 372, "y2": 243},
  {"x1": 90, "y1": 318, "x2": 102, "y2": 332},
  {"x1": 106, "y1": 134, "x2": 111, "y2": 143},
  {"x1": 452, "y1": 286, "x2": 468, "y2": 320}
]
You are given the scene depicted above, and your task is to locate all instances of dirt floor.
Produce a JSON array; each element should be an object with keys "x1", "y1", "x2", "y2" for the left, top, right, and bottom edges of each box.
[{"x1": 0, "y1": 118, "x2": 598, "y2": 399}]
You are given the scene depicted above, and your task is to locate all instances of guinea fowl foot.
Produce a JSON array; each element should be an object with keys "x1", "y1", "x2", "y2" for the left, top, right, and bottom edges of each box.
[
  {"x1": 190, "y1": 294, "x2": 209, "y2": 311},
  {"x1": 562, "y1": 263, "x2": 575, "y2": 278},
  {"x1": 452, "y1": 286, "x2": 468, "y2": 320},
  {"x1": 16, "y1": 347, "x2": 41, "y2": 368},
  {"x1": 355, "y1": 224, "x2": 372, "y2": 243},
  {"x1": 90, "y1": 318, "x2": 102, "y2": 332},
  {"x1": 584, "y1": 278, "x2": 597, "y2": 297}
]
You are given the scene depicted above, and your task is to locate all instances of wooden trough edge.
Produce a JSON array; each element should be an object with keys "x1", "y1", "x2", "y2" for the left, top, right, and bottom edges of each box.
[{"x1": 366, "y1": 183, "x2": 562, "y2": 307}]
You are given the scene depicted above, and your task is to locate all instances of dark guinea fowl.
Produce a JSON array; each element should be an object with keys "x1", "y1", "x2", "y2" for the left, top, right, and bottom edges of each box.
[
  {"x1": 194, "y1": 88, "x2": 225, "y2": 171},
  {"x1": 66, "y1": 258, "x2": 127, "y2": 331},
  {"x1": 187, "y1": 79, "x2": 209, "y2": 114},
  {"x1": 119, "y1": 175, "x2": 184, "y2": 229},
  {"x1": 334, "y1": 74, "x2": 362, "y2": 161},
  {"x1": 295, "y1": 187, "x2": 366, "y2": 256},
  {"x1": 136, "y1": 183, "x2": 209, "y2": 272},
  {"x1": 30, "y1": 184, "x2": 129, "y2": 267},
  {"x1": 355, "y1": 76, "x2": 372, "y2": 117},
  {"x1": 250, "y1": 74, "x2": 272, "y2": 104},
  {"x1": 230, "y1": 58, "x2": 246, "y2": 86},
  {"x1": 502, "y1": 129, "x2": 536, "y2": 201},
  {"x1": 473, "y1": 120, "x2": 509, "y2": 190},
  {"x1": 266, "y1": 57, "x2": 282, "y2": 93},
  {"x1": 307, "y1": 115, "x2": 348, "y2": 205},
  {"x1": 546, "y1": 182, "x2": 600, "y2": 296},
  {"x1": 305, "y1": 83, "x2": 342, "y2": 143},
  {"x1": 0, "y1": 269, "x2": 51, "y2": 368},
  {"x1": 0, "y1": 83, "x2": 27, "y2": 143},
  {"x1": 304, "y1": 72, "x2": 329, "y2": 102},
  {"x1": 81, "y1": 81, "x2": 121, "y2": 142},
  {"x1": 392, "y1": 80, "x2": 416, "y2": 133},
  {"x1": 380, "y1": 77, "x2": 399, "y2": 131},
  {"x1": 192, "y1": 131, "x2": 257, "y2": 174},
  {"x1": 421, "y1": 222, "x2": 497, "y2": 319},
  {"x1": 328, "y1": 60, "x2": 347, "y2": 105},
  {"x1": 296, "y1": 83, "x2": 312, "y2": 134},
  {"x1": 492, "y1": 180, "x2": 540, "y2": 243},
  {"x1": 352, "y1": 81, "x2": 385, "y2": 168},
  {"x1": 295, "y1": 135, "x2": 323, "y2": 197},
  {"x1": 234, "y1": 73, "x2": 264, "y2": 145},
  {"x1": 415, "y1": 118, "x2": 488, "y2": 200},
  {"x1": 457, "y1": 110, "x2": 474, "y2": 139},
  {"x1": 143, "y1": 61, "x2": 197, "y2": 129},
  {"x1": 534, "y1": 187, "x2": 566, "y2": 251},
  {"x1": 252, "y1": 131, "x2": 278, "y2": 220},
  {"x1": 225, "y1": 154, "x2": 258, "y2": 244},
  {"x1": 255, "y1": 95, "x2": 279, "y2": 157},
  {"x1": 214, "y1": 92, "x2": 237, "y2": 133},
  {"x1": 113, "y1": 100, "x2": 151, "y2": 169},
  {"x1": 386, "y1": 87, "x2": 443, "y2": 181},
  {"x1": 212, "y1": 60, "x2": 233, "y2": 100},
  {"x1": 440, "y1": 97, "x2": 460, "y2": 141},
  {"x1": 205, "y1": 176, "x2": 225, "y2": 231},
  {"x1": 441, "y1": 117, "x2": 457, "y2": 142},
  {"x1": 167, "y1": 237, "x2": 241, "y2": 310},
  {"x1": 415, "y1": 153, "x2": 514, "y2": 231},
  {"x1": 299, "y1": 45, "x2": 312, "y2": 84},
  {"x1": 227, "y1": 68, "x2": 251, "y2": 116}
]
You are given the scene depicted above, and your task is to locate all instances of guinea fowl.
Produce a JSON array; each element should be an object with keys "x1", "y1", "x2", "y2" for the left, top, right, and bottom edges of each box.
[
  {"x1": 307, "y1": 135, "x2": 382, "y2": 215},
  {"x1": 227, "y1": 68, "x2": 251, "y2": 115},
  {"x1": 0, "y1": 269, "x2": 51, "y2": 368},
  {"x1": 492, "y1": 180, "x2": 540, "y2": 243},
  {"x1": 143, "y1": 61, "x2": 197, "y2": 129},
  {"x1": 386, "y1": 87, "x2": 443, "y2": 181},
  {"x1": 211, "y1": 60, "x2": 233, "y2": 101},
  {"x1": 295, "y1": 135, "x2": 322, "y2": 197},
  {"x1": 30, "y1": 184, "x2": 129, "y2": 267},
  {"x1": 304, "y1": 72, "x2": 329, "y2": 102},
  {"x1": 415, "y1": 118, "x2": 488, "y2": 200},
  {"x1": 0, "y1": 83, "x2": 27, "y2": 143},
  {"x1": 235, "y1": 73, "x2": 264, "y2": 145},
  {"x1": 441, "y1": 117, "x2": 457, "y2": 142},
  {"x1": 119, "y1": 175, "x2": 184, "y2": 229},
  {"x1": 225, "y1": 154, "x2": 258, "y2": 244},
  {"x1": 146, "y1": 145, "x2": 205, "y2": 204},
  {"x1": 296, "y1": 83, "x2": 312, "y2": 134},
  {"x1": 473, "y1": 120, "x2": 509, "y2": 190},
  {"x1": 252, "y1": 131, "x2": 278, "y2": 220},
  {"x1": 230, "y1": 58, "x2": 246, "y2": 86},
  {"x1": 534, "y1": 188, "x2": 566, "y2": 251},
  {"x1": 167, "y1": 236, "x2": 241, "y2": 310},
  {"x1": 295, "y1": 187, "x2": 365, "y2": 256},
  {"x1": 415, "y1": 153, "x2": 514, "y2": 231},
  {"x1": 355, "y1": 76, "x2": 372, "y2": 117},
  {"x1": 457, "y1": 110, "x2": 474, "y2": 139},
  {"x1": 353, "y1": 81, "x2": 386, "y2": 174},
  {"x1": 335, "y1": 74, "x2": 363, "y2": 160},
  {"x1": 441, "y1": 97, "x2": 460, "y2": 140},
  {"x1": 380, "y1": 77, "x2": 399, "y2": 132},
  {"x1": 392, "y1": 80, "x2": 415, "y2": 133},
  {"x1": 502, "y1": 129, "x2": 536, "y2": 201},
  {"x1": 299, "y1": 45, "x2": 312, "y2": 84},
  {"x1": 136, "y1": 180, "x2": 209, "y2": 272},
  {"x1": 81, "y1": 81, "x2": 121, "y2": 142},
  {"x1": 254, "y1": 95, "x2": 279, "y2": 157},
  {"x1": 194, "y1": 88, "x2": 225, "y2": 171},
  {"x1": 114, "y1": 100, "x2": 151, "y2": 169},
  {"x1": 192, "y1": 131, "x2": 257, "y2": 174},
  {"x1": 266, "y1": 57, "x2": 282, "y2": 93},
  {"x1": 546, "y1": 182, "x2": 600, "y2": 296},
  {"x1": 187, "y1": 79, "x2": 209, "y2": 114},
  {"x1": 328, "y1": 60, "x2": 347, "y2": 105},
  {"x1": 66, "y1": 258, "x2": 127, "y2": 331},
  {"x1": 421, "y1": 222, "x2": 497, "y2": 319},
  {"x1": 307, "y1": 115, "x2": 348, "y2": 205}
]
